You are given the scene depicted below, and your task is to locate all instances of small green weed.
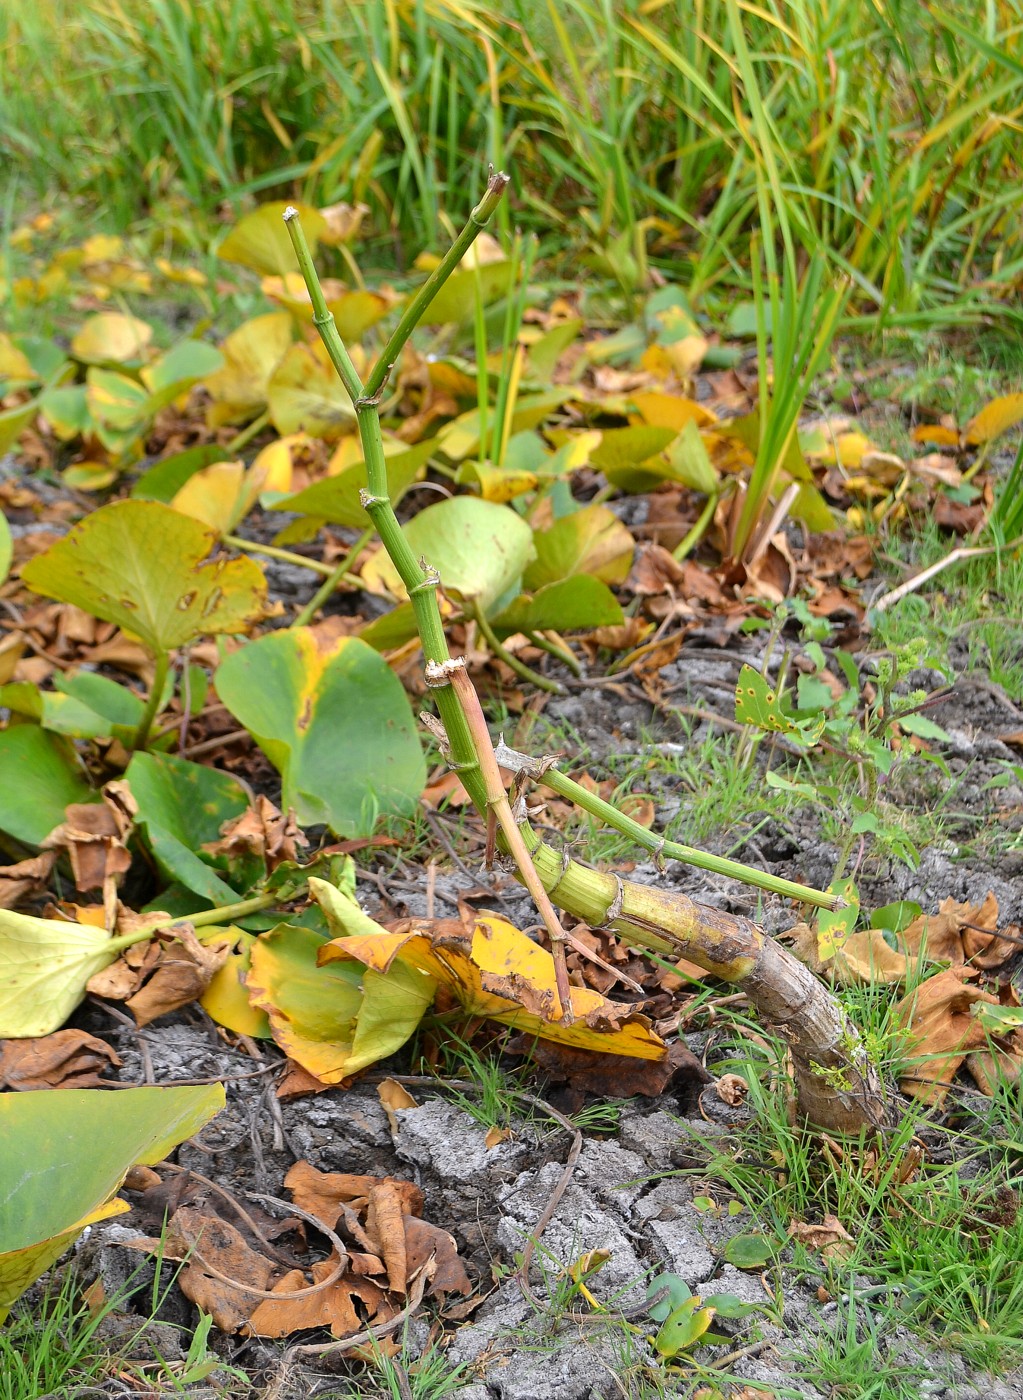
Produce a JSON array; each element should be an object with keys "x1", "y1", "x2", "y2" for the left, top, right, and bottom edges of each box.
[{"x1": 0, "y1": 1270, "x2": 137, "y2": 1400}]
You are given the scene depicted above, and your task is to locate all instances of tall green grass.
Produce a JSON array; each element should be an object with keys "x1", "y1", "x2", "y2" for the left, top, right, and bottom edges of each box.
[{"x1": 3, "y1": 0, "x2": 1023, "y2": 328}]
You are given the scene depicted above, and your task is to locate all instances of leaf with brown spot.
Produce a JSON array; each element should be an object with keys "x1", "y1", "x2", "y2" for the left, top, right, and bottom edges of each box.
[
  {"x1": 323, "y1": 913, "x2": 668, "y2": 1061},
  {"x1": 21, "y1": 500, "x2": 268, "y2": 655},
  {"x1": 0, "y1": 1029, "x2": 120, "y2": 1090}
]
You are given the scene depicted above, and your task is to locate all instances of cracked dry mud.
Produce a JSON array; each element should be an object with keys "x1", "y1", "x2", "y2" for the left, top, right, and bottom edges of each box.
[{"x1": 66, "y1": 997, "x2": 1021, "y2": 1400}]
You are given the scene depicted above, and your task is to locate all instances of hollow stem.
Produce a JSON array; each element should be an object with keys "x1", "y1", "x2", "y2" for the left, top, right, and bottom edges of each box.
[
  {"x1": 224, "y1": 535, "x2": 334, "y2": 577},
  {"x1": 293, "y1": 526, "x2": 374, "y2": 627},
  {"x1": 131, "y1": 651, "x2": 170, "y2": 751},
  {"x1": 493, "y1": 741, "x2": 839, "y2": 911}
]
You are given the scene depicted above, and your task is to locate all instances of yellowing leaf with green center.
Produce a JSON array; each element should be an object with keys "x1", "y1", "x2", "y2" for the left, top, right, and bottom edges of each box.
[
  {"x1": 0, "y1": 908, "x2": 124, "y2": 1037},
  {"x1": 654, "y1": 1295, "x2": 717, "y2": 1357},
  {"x1": 85, "y1": 368, "x2": 150, "y2": 445},
  {"x1": 244, "y1": 923, "x2": 435, "y2": 1082},
  {"x1": 0, "y1": 1084, "x2": 224, "y2": 1321},
  {"x1": 22, "y1": 500, "x2": 267, "y2": 654},
  {"x1": 323, "y1": 914, "x2": 666, "y2": 1059},
  {"x1": 361, "y1": 497, "x2": 534, "y2": 615},
  {"x1": 261, "y1": 272, "x2": 398, "y2": 342},
  {"x1": 70, "y1": 313, "x2": 152, "y2": 366},
  {"x1": 270, "y1": 438, "x2": 434, "y2": 528},
  {"x1": 214, "y1": 629, "x2": 425, "y2": 837},
  {"x1": 735, "y1": 664, "x2": 825, "y2": 744},
  {"x1": 524, "y1": 503, "x2": 635, "y2": 591},
  {"x1": 963, "y1": 394, "x2": 1023, "y2": 446},
  {"x1": 203, "y1": 312, "x2": 294, "y2": 426},
  {"x1": 268, "y1": 341, "x2": 356, "y2": 439},
  {"x1": 217, "y1": 202, "x2": 328, "y2": 278}
]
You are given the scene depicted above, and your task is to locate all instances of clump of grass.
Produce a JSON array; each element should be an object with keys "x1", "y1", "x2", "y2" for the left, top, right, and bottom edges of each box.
[
  {"x1": 5, "y1": 0, "x2": 1023, "y2": 331},
  {"x1": 0, "y1": 1268, "x2": 136, "y2": 1400}
]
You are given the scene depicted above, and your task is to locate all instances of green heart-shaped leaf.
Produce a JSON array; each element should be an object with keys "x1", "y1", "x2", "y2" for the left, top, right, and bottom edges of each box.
[{"x1": 215, "y1": 629, "x2": 425, "y2": 837}]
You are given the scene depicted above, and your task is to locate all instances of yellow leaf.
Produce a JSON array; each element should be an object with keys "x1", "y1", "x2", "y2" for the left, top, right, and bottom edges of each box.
[
  {"x1": 199, "y1": 929, "x2": 271, "y2": 1039},
  {"x1": 630, "y1": 391, "x2": 717, "y2": 431},
  {"x1": 963, "y1": 394, "x2": 1023, "y2": 446},
  {"x1": 70, "y1": 313, "x2": 152, "y2": 366},
  {"x1": 0, "y1": 908, "x2": 119, "y2": 1037},
  {"x1": 261, "y1": 273, "x2": 397, "y2": 343},
  {"x1": 323, "y1": 916, "x2": 667, "y2": 1060},
  {"x1": 217, "y1": 202, "x2": 328, "y2": 278},
  {"x1": 172, "y1": 459, "x2": 248, "y2": 535},
  {"x1": 203, "y1": 312, "x2": 294, "y2": 424}
]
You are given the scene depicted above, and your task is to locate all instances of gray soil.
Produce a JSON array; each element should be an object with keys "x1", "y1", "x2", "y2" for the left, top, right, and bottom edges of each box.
[{"x1": 68, "y1": 1016, "x2": 1022, "y2": 1400}]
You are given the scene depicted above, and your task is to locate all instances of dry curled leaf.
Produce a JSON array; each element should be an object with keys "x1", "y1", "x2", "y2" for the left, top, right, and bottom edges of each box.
[
  {"x1": 897, "y1": 967, "x2": 1000, "y2": 1105},
  {"x1": 0, "y1": 1029, "x2": 120, "y2": 1090},
  {"x1": 788, "y1": 1214, "x2": 855, "y2": 1261}
]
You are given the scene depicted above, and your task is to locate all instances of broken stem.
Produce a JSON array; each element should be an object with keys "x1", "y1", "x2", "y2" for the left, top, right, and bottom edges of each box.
[
  {"x1": 493, "y1": 741, "x2": 839, "y2": 911},
  {"x1": 441, "y1": 658, "x2": 575, "y2": 1016}
]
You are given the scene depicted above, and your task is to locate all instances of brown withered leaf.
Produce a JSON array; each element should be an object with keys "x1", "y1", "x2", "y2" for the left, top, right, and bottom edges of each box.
[
  {"x1": 87, "y1": 924, "x2": 229, "y2": 1025},
  {"x1": 166, "y1": 1206, "x2": 276, "y2": 1333},
  {"x1": 41, "y1": 788, "x2": 135, "y2": 895},
  {"x1": 125, "y1": 927, "x2": 230, "y2": 1025},
  {"x1": 246, "y1": 1259, "x2": 391, "y2": 1339},
  {"x1": 788, "y1": 1214, "x2": 855, "y2": 1261},
  {"x1": 284, "y1": 1161, "x2": 424, "y2": 1233},
  {"x1": 0, "y1": 850, "x2": 56, "y2": 909},
  {"x1": 509, "y1": 1035, "x2": 710, "y2": 1100},
  {"x1": 715, "y1": 1073, "x2": 748, "y2": 1106},
  {"x1": 403, "y1": 1215, "x2": 471, "y2": 1297},
  {"x1": 0, "y1": 1028, "x2": 120, "y2": 1089},
  {"x1": 897, "y1": 967, "x2": 1000, "y2": 1105},
  {"x1": 203, "y1": 795, "x2": 307, "y2": 872},
  {"x1": 368, "y1": 1182, "x2": 408, "y2": 1293}
]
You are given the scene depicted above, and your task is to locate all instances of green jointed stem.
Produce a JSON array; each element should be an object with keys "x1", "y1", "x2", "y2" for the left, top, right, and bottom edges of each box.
[
  {"x1": 363, "y1": 171, "x2": 512, "y2": 402},
  {"x1": 283, "y1": 197, "x2": 833, "y2": 926},
  {"x1": 493, "y1": 742, "x2": 838, "y2": 911}
]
